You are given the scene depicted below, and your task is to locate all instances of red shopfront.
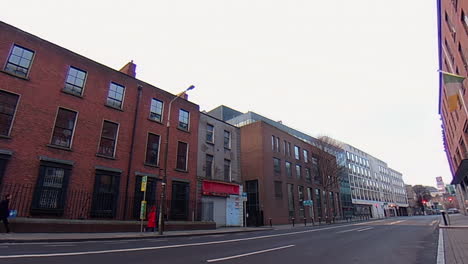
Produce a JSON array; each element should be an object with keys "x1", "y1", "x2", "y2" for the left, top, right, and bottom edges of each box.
[{"x1": 201, "y1": 181, "x2": 242, "y2": 226}]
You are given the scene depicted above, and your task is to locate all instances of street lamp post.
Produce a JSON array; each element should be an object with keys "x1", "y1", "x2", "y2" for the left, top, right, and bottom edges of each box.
[{"x1": 158, "y1": 85, "x2": 195, "y2": 235}]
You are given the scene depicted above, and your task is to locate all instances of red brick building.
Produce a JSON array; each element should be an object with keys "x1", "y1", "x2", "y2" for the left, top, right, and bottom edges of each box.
[
  {"x1": 0, "y1": 21, "x2": 200, "y2": 224},
  {"x1": 239, "y1": 121, "x2": 340, "y2": 226},
  {"x1": 438, "y1": 0, "x2": 468, "y2": 212}
]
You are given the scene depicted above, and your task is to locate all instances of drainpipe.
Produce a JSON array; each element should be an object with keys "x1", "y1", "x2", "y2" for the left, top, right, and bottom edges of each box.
[{"x1": 123, "y1": 85, "x2": 143, "y2": 219}]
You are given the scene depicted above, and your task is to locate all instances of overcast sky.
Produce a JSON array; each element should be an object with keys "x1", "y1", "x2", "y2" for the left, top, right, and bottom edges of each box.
[{"x1": 1, "y1": 0, "x2": 446, "y2": 187}]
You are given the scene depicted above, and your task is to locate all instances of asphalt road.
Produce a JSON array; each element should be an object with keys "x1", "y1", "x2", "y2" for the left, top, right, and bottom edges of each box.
[{"x1": 0, "y1": 216, "x2": 440, "y2": 264}]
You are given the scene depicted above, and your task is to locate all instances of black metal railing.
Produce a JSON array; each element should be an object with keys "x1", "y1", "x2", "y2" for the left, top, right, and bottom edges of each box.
[{"x1": 0, "y1": 183, "x2": 203, "y2": 221}]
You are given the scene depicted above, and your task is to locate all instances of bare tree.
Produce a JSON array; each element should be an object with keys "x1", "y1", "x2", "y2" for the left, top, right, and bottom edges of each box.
[{"x1": 312, "y1": 136, "x2": 344, "y2": 222}]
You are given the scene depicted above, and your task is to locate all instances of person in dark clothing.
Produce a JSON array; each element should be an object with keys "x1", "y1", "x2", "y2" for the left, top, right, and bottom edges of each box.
[{"x1": 0, "y1": 194, "x2": 11, "y2": 233}]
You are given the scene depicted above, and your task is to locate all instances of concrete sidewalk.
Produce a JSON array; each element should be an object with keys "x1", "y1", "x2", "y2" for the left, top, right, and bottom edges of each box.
[{"x1": 439, "y1": 214, "x2": 468, "y2": 264}]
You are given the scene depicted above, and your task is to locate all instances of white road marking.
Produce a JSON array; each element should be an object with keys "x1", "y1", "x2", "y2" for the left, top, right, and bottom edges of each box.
[
  {"x1": 356, "y1": 227, "x2": 374, "y2": 232},
  {"x1": 43, "y1": 244, "x2": 76, "y2": 247},
  {"x1": 437, "y1": 229, "x2": 445, "y2": 264},
  {"x1": 0, "y1": 221, "x2": 386, "y2": 259},
  {"x1": 354, "y1": 219, "x2": 386, "y2": 225},
  {"x1": 336, "y1": 227, "x2": 365, "y2": 234},
  {"x1": 206, "y1": 245, "x2": 295, "y2": 262},
  {"x1": 388, "y1": 220, "x2": 406, "y2": 225}
]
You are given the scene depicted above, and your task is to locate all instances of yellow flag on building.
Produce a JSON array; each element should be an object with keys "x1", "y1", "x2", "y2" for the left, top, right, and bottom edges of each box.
[{"x1": 442, "y1": 72, "x2": 465, "y2": 112}]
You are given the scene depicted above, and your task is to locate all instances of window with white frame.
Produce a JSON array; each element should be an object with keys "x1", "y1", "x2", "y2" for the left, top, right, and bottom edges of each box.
[
  {"x1": 5, "y1": 44, "x2": 34, "y2": 78},
  {"x1": 106, "y1": 82, "x2": 125, "y2": 109},
  {"x1": 64, "y1": 66, "x2": 87, "y2": 96},
  {"x1": 51, "y1": 108, "x2": 77, "y2": 148},
  {"x1": 149, "y1": 98, "x2": 163, "y2": 122},
  {"x1": 145, "y1": 133, "x2": 160, "y2": 166},
  {"x1": 178, "y1": 109, "x2": 189, "y2": 131},
  {"x1": 98, "y1": 121, "x2": 119, "y2": 157}
]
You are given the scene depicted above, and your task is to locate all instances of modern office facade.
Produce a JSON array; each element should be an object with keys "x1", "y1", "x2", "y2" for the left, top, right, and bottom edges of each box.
[
  {"x1": 438, "y1": 0, "x2": 468, "y2": 213},
  {"x1": 0, "y1": 22, "x2": 200, "y2": 224},
  {"x1": 197, "y1": 112, "x2": 243, "y2": 226},
  {"x1": 345, "y1": 144, "x2": 408, "y2": 218},
  {"x1": 209, "y1": 106, "x2": 341, "y2": 225}
]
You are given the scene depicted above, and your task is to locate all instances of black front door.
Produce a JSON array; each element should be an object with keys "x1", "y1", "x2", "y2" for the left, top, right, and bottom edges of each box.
[
  {"x1": 245, "y1": 180, "x2": 261, "y2": 226},
  {"x1": 170, "y1": 181, "x2": 189, "y2": 220}
]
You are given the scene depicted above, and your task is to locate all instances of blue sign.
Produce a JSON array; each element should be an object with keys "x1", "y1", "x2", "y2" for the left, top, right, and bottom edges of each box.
[
  {"x1": 8, "y1": 210, "x2": 17, "y2": 218},
  {"x1": 242, "y1": 192, "x2": 247, "y2": 198},
  {"x1": 303, "y1": 200, "x2": 313, "y2": 206}
]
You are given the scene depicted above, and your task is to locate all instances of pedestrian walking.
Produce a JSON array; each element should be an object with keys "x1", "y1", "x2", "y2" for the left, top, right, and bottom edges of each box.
[
  {"x1": 0, "y1": 194, "x2": 11, "y2": 233},
  {"x1": 147, "y1": 206, "x2": 157, "y2": 232}
]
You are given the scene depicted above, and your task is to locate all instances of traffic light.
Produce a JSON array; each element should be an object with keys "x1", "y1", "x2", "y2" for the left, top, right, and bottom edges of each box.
[
  {"x1": 422, "y1": 200, "x2": 427, "y2": 204},
  {"x1": 448, "y1": 197, "x2": 453, "y2": 202}
]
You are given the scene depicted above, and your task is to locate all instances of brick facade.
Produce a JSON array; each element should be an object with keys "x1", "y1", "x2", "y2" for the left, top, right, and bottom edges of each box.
[
  {"x1": 240, "y1": 121, "x2": 340, "y2": 226},
  {"x1": 0, "y1": 22, "x2": 199, "y2": 222},
  {"x1": 439, "y1": 0, "x2": 468, "y2": 211}
]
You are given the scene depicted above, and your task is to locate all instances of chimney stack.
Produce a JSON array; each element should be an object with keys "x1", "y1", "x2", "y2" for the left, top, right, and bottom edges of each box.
[{"x1": 119, "y1": 60, "x2": 136, "y2": 78}]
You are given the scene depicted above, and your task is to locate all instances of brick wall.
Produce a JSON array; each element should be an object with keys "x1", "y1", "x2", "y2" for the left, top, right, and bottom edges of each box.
[{"x1": 0, "y1": 21, "x2": 199, "y2": 221}]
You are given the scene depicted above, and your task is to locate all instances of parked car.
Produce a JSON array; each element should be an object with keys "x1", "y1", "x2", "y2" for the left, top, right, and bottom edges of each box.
[{"x1": 447, "y1": 208, "x2": 459, "y2": 214}]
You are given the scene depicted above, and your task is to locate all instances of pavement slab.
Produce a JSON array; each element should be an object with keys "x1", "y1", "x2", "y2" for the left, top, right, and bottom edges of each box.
[{"x1": 444, "y1": 228, "x2": 468, "y2": 264}]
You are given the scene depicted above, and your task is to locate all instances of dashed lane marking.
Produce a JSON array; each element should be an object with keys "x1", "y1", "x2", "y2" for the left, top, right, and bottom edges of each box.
[
  {"x1": 206, "y1": 245, "x2": 295, "y2": 262},
  {"x1": 335, "y1": 227, "x2": 365, "y2": 234},
  {"x1": 356, "y1": 227, "x2": 374, "y2": 232},
  {"x1": 387, "y1": 220, "x2": 406, "y2": 225}
]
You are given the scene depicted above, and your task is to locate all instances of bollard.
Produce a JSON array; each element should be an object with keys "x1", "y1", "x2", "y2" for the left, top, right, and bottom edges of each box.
[
  {"x1": 442, "y1": 212, "x2": 448, "y2": 226},
  {"x1": 269, "y1": 218, "x2": 272, "y2": 228},
  {"x1": 311, "y1": 217, "x2": 315, "y2": 226},
  {"x1": 304, "y1": 217, "x2": 307, "y2": 226},
  {"x1": 292, "y1": 217, "x2": 295, "y2": 227}
]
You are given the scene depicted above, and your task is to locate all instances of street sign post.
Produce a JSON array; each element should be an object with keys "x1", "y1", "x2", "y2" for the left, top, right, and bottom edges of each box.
[
  {"x1": 140, "y1": 176, "x2": 148, "y2": 232},
  {"x1": 242, "y1": 192, "x2": 248, "y2": 201},
  {"x1": 140, "y1": 200, "x2": 147, "y2": 220},
  {"x1": 141, "y1": 176, "x2": 148, "y2": 192}
]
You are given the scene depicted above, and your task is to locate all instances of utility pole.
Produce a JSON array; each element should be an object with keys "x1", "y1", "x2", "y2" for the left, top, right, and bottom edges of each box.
[{"x1": 158, "y1": 85, "x2": 195, "y2": 235}]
